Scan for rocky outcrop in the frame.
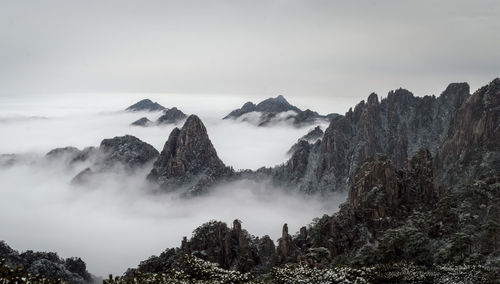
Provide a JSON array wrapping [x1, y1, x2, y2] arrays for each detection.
[[348, 149, 438, 224], [223, 102, 257, 119], [126, 99, 166, 112], [0, 241, 93, 283], [287, 126, 324, 154], [63, 136, 159, 184], [130, 117, 153, 127], [129, 148, 500, 279], [147, 115, 231, 194], [156, 107, 187, 125], [293, 109, 326, 126], [123, 79, 499, 280], [436, 78, 500, 187], [301, 126, 324, 142], [277, 224, 297, 264], [274, 82, 470, 193], [224, 95, 334, 127], [99, 135, 159, 168], [127, 220, 276, 276]]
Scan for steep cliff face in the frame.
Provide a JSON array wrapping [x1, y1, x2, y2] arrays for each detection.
[[123, 80, 499, 281], [348, 149, 437, 224], [147, 115, 231, 193], [281, 82, 469, 193], [436, 78, 500, 187], [287, 126, 324, 154], [129, 149, 500, 280]]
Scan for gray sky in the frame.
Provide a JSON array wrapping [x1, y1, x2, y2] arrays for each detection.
[[1, 0, 499, 104]]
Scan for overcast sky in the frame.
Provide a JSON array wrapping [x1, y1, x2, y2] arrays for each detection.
[[1, 0, 499, 104]]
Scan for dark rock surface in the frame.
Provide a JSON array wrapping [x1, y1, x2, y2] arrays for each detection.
[[272, 82, 470, 193], [125, 99, 166, 112], [301, 126, 324, 142], [156, 107, 187, 125], [125, 219, 276, 276], [127, 148, 499, 279], [147, 115, 232, 194], [436, 78, 500, 188], [224, 95, 335, 127], [130, 117, 153, 127], [65, 135, 158, 184], [0, 241, 92, 283], [287, 126, 324, 154], [121, 78, 498, 281], [99, 135, 159, 168]]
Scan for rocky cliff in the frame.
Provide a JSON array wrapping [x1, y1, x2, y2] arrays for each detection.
[[287, 126, 324, 154], [147, 115, 232, 194], [126, 148, 499, 280], [436, 78, 500, 187], [272, 82, 470, 193], [120, 79, 499, 282]]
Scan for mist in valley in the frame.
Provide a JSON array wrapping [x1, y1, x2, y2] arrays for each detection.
[[0, 93, 342, 276]]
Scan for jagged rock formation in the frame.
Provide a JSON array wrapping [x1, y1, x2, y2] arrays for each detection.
[[156, 107, 187, 125], [147, 115, 232, 194], [125, 220, 277, 276], [130, 117, 153, 127], [125, 99, 166, 112], [300, 126, 324, 142], [271, 82, 470, 193], [436, 78, 500, 187], [348, 149, 438, 225], [127, 149, 499, 280], [0, 241, 92, 283], [124, 79, 499, 281], [277, 224, 296, 264], [287, 126, 324, 154], [223, 95, 335, 127]]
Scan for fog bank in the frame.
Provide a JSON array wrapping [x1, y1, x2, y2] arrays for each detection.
[[0, 94, 341, 276]]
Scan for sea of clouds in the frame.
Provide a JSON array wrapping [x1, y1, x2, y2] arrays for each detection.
[[0, 93, 342, 276]]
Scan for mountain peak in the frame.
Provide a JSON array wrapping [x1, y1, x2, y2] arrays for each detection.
[[125, 99, 166, 112], [147, 115, 229, 193], [157, 107, 187, 125], [276, 94, 287, 102], [256, 95, 299, 113]]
